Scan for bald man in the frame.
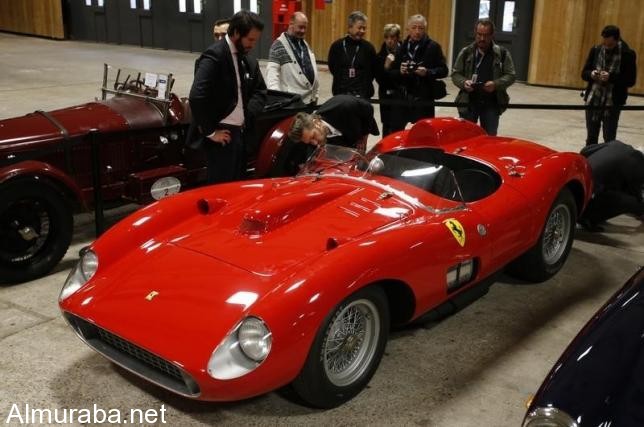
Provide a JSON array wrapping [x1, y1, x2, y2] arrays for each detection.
[[266, 11, 319, 105]]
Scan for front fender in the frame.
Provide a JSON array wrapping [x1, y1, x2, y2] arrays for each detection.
[[248, 223, 427, 391], [0, 160, 85, 208]]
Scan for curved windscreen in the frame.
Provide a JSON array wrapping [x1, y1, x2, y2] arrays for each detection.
[[299, 144, 501, 207]]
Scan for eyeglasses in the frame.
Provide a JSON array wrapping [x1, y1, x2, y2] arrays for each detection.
[[214, 32, 226, 40]]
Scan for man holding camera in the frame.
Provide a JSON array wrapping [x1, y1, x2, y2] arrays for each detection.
[[581, 25, 637, 146], [451, 19, 515, 136], [388, 14, 448, 132]]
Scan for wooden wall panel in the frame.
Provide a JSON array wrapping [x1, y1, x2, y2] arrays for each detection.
[[0, 0, 64, 39], [529, 0, 643, 95], [584, 0, 644, 95], [302, 0, 452, 62]]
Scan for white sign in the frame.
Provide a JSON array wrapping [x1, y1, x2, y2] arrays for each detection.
[[144, 72, 158, 88], [150, 177, 182, 200]]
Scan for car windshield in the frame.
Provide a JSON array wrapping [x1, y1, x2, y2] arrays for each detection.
[[101, 64, 174, 101], [298, 145, 466, 211]]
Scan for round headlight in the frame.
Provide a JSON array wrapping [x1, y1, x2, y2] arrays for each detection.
[[59, 249, 99, 301], [238, 317, 272, 362], [523, 407, 578, 427], [80, 250, 99, 279]]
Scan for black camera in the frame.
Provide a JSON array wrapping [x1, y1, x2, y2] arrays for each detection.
[[406, 61, 419, 72]]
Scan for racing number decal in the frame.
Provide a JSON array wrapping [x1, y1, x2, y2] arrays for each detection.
[[443, 219, 465, 247]]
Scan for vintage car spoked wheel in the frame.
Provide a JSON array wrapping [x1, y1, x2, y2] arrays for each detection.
[[0, 181, 73, 283], [292, 286, 389, 408], [323, 298, 380, 387], [508, 188, 577, 282], [542, 203, 571, 266]]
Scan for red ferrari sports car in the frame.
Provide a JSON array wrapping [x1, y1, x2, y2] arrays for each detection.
[[59, 118, 592, 408]]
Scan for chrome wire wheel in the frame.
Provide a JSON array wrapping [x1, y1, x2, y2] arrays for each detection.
[[322, 298, 381, 387], [542, 203, 571, 266]]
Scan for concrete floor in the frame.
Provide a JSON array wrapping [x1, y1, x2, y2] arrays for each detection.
[[1, 32, 643, 426]]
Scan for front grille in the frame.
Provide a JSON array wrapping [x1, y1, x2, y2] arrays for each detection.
[[96, 327, 184, 381], [64, 312, 200, 397]]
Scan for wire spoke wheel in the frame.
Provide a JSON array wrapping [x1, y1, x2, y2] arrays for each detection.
[[542, 204, 571, 266], [322, 298, 380, 387]]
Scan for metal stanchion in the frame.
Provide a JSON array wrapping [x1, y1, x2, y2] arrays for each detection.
[[89, 129, 105, 237]]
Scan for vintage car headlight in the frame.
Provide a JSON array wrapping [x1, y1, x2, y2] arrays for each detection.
[[238, 317, 272, 361], [207, 316, 272, 380], [523, 407, 578, 427], [59, 250, 99, 301]]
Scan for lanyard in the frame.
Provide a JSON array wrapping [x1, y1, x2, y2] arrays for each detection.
[[286, 35, 306, 63], [342, 39, 360, 68], [474, 49, 485, 73], [406, 41, 420, 61]]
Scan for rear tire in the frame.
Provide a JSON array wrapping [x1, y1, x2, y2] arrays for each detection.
[[291, 286, 389, 408], [0, 180, 73, 283], [508, 188, 576, 282]]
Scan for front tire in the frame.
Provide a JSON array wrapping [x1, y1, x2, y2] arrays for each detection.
[[508, 188, 577, 282], [291, 286, 390, 408], [0, 180, 73, 283]]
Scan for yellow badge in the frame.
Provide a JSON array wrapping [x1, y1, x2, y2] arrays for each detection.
[[145, 291, 159, 301], [443, 218, 465, 247]]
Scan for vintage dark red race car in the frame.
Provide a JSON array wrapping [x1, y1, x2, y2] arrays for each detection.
[[0, 64, 304, 283], [59, 118, 593, 408]]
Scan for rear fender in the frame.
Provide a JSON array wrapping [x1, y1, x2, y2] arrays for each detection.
[[0, 160, 85, 210], [254, 116, 295, 177], [506, 153, 591, 235]]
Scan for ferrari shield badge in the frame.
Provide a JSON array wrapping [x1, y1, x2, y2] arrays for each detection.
[[443, 219, 465, 247], [145, 291, 159, 301]]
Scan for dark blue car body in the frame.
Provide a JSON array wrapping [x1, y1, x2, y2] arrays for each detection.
[[524, 266, 644, 427]]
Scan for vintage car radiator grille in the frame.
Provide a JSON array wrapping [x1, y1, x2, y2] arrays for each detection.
[[63, 312, 200, 397]]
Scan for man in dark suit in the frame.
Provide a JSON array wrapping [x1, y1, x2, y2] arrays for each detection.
[[271, 94, 379, 176], [188, 10, 266, 184], [578, 140, 644, 231]]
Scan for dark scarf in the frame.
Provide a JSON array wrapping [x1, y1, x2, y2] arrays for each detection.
[[587, 41, 623, 120]]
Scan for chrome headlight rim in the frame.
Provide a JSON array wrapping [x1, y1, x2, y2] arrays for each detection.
[[238, 316, 272, 362], [59, 249, 99, 301], [524, 406, 578, 427], [207, 316, 272, 380]]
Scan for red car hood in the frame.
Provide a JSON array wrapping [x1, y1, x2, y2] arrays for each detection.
[[63, 243, 269, 366], [169, 177, 416, 276]]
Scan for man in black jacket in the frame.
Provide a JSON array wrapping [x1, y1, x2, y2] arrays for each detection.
[[271, 95, 379, 176], [389, 14, 448, 132], [327, 11, 378, 99], [579, 140, 644, 231], [188, 10, 266, 183], [582, 25, 637, 146]]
